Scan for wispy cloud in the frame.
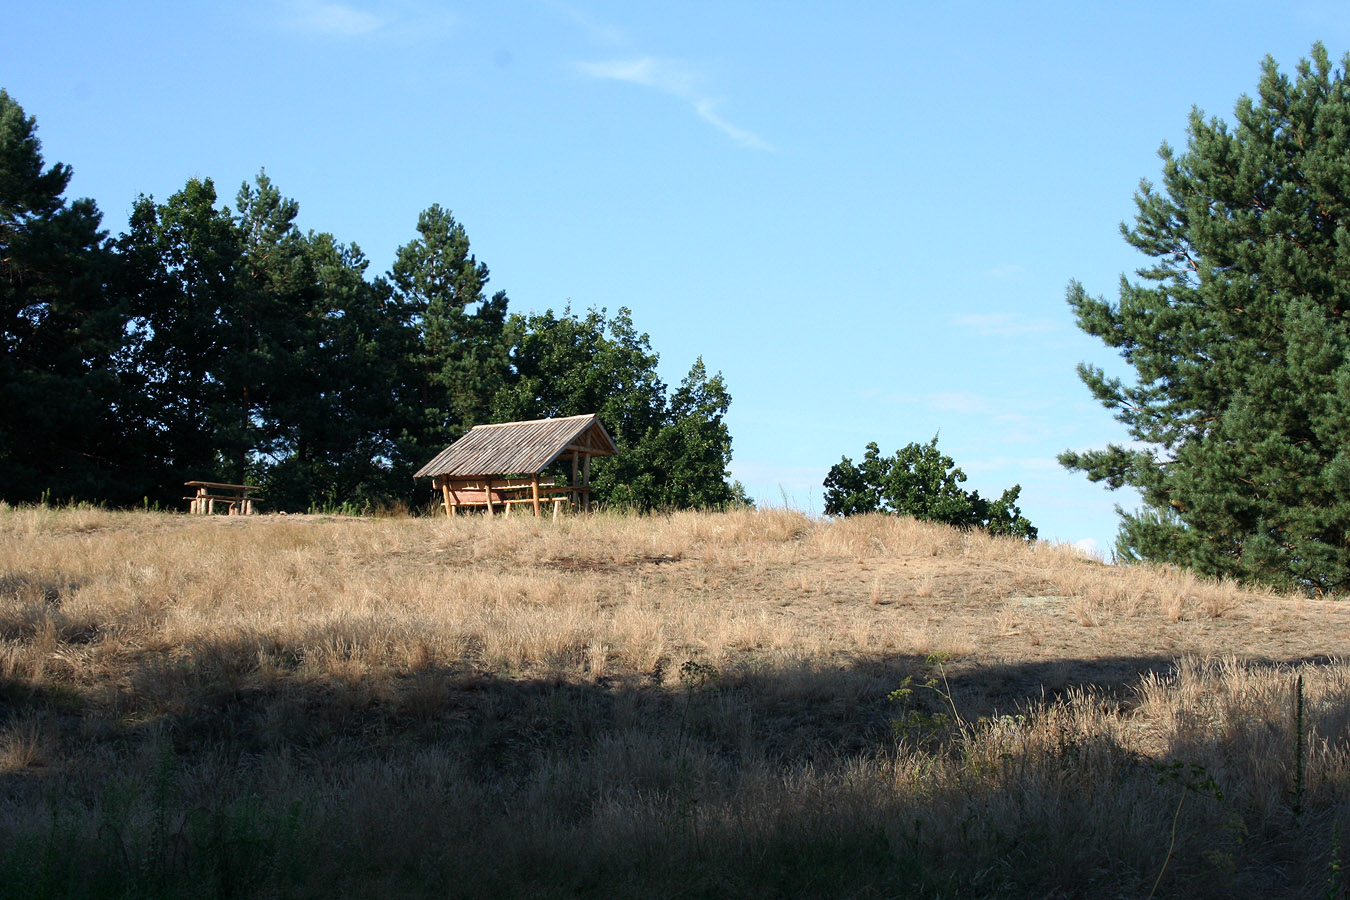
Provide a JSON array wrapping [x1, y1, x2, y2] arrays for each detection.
[[576, 58, 696, 94], [951, 313, 1059, 337], [927, 391, 993, 414], [694, 99, 773, 151], [280, 0, 387, 36], [277, 0, 454, 39], [998, 425, 1078, 445], [575, 57, 773, 151], [861, 389, 1077, 446], [544, 0, 627, 45]]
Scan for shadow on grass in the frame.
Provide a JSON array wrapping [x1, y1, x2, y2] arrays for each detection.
[[0, 641, 1347, 899]]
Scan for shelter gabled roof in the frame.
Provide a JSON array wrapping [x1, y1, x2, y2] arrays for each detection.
[[413, 414, 618, 480]]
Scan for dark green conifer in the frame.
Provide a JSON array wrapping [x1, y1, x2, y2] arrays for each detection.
[[1062, 44, 1350, 591], [276, 230, 404, 508], [0, 90, 130, 502], [117, 177, 245, 495], [391, 205, 510, 451]]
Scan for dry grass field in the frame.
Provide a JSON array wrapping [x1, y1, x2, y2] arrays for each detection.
[[1, 503, 1348, 898]]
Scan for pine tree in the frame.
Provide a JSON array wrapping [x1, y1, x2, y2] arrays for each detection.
[[391, 204, 510, 457], [0, 89, 131, 503], [281, 230, 405, 508], [120, 173, 413, 511], [117, 177, 245, 497], [232, 170, 316, 482], [1062, 44, 1350, 591]]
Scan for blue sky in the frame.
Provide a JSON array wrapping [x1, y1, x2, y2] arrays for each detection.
[[8, 2, 1350, 552]]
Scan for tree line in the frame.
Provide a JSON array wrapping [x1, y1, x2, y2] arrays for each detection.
[[13, 41, 1350, 593], [0, 89, 747, 513]]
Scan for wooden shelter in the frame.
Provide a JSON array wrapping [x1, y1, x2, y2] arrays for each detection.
[[414, 414, 618, 517]]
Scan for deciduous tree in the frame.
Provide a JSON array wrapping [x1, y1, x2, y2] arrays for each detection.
[[493, 306, 748, 510], [824, 437, 1035, 539]]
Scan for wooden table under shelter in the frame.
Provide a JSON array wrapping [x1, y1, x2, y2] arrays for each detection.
[[183, 481, 262, 515], [413, 414, 619, 517]]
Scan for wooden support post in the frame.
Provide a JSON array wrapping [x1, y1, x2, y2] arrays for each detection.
[[440, 478, 454, 517], [571, 453, 580, 511], [582, 454, 591, 513], [485, 478, 495, 516], [531, 474, 541, 516]]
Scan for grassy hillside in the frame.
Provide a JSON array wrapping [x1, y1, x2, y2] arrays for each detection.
[[1, 505, 1348, 898]]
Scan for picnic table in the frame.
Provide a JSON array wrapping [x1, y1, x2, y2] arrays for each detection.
[[183, 481, 262, 515], [439, 477, 580, 518]]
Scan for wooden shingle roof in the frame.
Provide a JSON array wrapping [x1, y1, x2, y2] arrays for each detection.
[[413, 414, 618, 479]]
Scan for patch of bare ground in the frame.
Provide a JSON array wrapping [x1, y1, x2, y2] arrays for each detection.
[[0, 503, 1347, 898]]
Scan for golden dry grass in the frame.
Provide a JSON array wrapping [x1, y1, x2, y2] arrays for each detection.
[[0, 504, 1347, 898]]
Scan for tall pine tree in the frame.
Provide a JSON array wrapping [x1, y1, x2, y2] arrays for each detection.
[[272, 230, 405, 509], [232, 171, 316, 483], [391, 204, 510, 464], [0, 90, 131, 503], [117, 177, 245, 497], [1062, 44, 1350, 591]]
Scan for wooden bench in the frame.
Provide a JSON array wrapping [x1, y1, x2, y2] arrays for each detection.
[[436, 477, 580, 518], [501, 496, 569, 519], [184, 481, 262, 515]]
